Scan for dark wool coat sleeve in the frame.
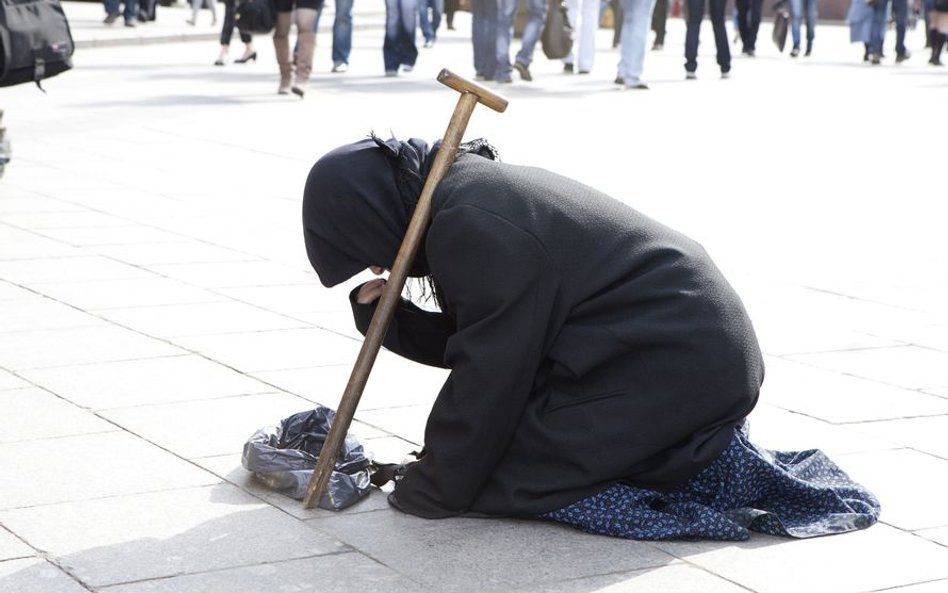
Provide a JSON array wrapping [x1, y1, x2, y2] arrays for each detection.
[[387, 205, 561, 517]]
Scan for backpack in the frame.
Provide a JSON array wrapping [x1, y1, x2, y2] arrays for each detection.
[[235, 0, 276, 35], [0, 0, 74, 89]]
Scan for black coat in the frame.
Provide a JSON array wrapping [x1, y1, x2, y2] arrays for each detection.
[[304, 144, 764, 519]]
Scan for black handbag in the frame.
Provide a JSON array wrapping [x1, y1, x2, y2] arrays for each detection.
[[541, 0, 573, 60], [772, 0, 790, 52], [0, 0, 74, 89], [235, 0, 276, 34]]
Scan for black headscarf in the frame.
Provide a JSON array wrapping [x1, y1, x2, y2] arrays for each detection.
[[302, 134, 498, 288]]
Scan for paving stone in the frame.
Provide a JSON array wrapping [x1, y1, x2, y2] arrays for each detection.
[[0, 485, 346, 588], [0, 193, 83, 213], [172, 327, 361, 372], [97, 301, 306, 339], [870, 580, 948, 593], [506, 563, 753, 593], [146, 261, 315, 289], [31, 277, 223, 310], [0, 281, 34, 302], [850, 415, 948, 462], [92, 241, 256, 266], [0, 370, 28, 390], [0, 431, 218, 509], [835, 448, 948, 531], [217, 284, 340, 316], [0, 297, 104, 333], [0, 388, 116, 443], [0, 325, 183, 370], [353, 405, 429, 446], [20, 354, 274, 410], [788, 346, 948, 391], [0, 227, 85, 260], [745, 405, 899, 457], [311, 510, 676, 593], [0, 256, 151, 285], [33, 225, 184, 246], [0, 528, 32, 561], [655, 524, 948, 593], [100, 392, 317, 458], [0, 558, 89, 593], [759, 357, 948, 423], [99, 552, 424, 593], [0, 211, 130, 230]]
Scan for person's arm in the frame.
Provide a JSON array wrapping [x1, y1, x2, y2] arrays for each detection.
[[349, 284, 454, 369], [389, 205, 561, 517]]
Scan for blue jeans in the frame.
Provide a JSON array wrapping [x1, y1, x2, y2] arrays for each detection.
[[333, 0, 354, 65], [419, 0, 444, 41], [104, 0, 139, 21], [869, 0, 907, 55], [384, 0, 418, 71], [472, 0, 497, 78], [617, 0, 657, 85], [515, 0, 547, 66], [685, 0, 731, 73], [494, 0, 518, 79], [789, 0, 816, 48]]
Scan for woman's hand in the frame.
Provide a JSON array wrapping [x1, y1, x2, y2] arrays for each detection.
[[356, 278, 386, 304]]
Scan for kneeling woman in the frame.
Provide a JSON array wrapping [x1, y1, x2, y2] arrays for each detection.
[[302, 135, 879, 540]]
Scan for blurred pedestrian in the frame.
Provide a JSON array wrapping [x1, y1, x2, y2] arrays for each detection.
[[332, 0, 355, 72], [445, 0, 460, 29], [510, 0, 548, 81], [846, 0, 873, 59], [215, 0, 256, 65], [930, 0, 948, 63], [187, 0, 218, 26], [684, 0, 732, 78], [735, 0, 762, 55], [867, 0, 911, 63], [652, 0, 667, 49], [103, 0, 140, 27], [384, 0, 419, 75], [471, 0, 497, 79], [788, 0, 817, 56], [563, 0, 600, 73], [615, 0, 657, 88], [420, 0, 444, 46], [273, 0, 322, 96]]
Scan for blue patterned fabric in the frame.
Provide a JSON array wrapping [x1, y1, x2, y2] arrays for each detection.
[[541, 425, 880, 540]]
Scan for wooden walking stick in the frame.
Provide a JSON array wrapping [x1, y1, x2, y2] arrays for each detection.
[[302, 69, 508, 509]]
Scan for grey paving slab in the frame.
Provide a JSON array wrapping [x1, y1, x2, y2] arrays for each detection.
[[170, 327, 361, 372], [0, 431, 218, 509], [0, 227, 85, 261], [99, 552, 424, 593], [353, 405, 430, 446], [99, 392, 317, 458], [0, 211, 131, 230], [311, 510, 676, 593], [91, 241, 257, 266], [0, 528, 32, 561], [0, 325, 183, 370], [30, 276, 224, 311], [96, 301, 306, 339], [788, 346, 948, 391], [216, 283, 341, 316], [916, 526, 948, 548], [656, 524, 948, 593], [192, 454, 391, 520], [0, 558, 88, 593], [19, 354, 274, 409], [32, 225, 185, 247], [0, 485, 346, 588], [145, 261, 316, 289], [506, 563, 753, 593], [871, 580, 948, 593], [759, 357, 948, 423], [849, 415, 948, 463], [0, 370, 28, 391], [0, 193, 83, 213], [0, 281, 34, 303], [0, 256, 151, 285], [0, 388, 116, 444], [744, 405, 899, 457], [0, 296, 105, 333]]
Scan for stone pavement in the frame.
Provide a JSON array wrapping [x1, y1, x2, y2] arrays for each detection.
[[1, 2, 948, 591]]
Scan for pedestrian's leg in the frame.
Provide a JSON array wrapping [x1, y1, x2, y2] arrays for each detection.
[[563, 0, 579, 68], [273, 10, 294, 92], [293, 7, 318, 95], [683, 0, 703, 73], [577, 0, 599, 71], [188, 0, 199, 24], [746, 0, 762, 51], [332, 0, 354, 68], [789, 0, 803, 52], [617, 0, 657, 86], [931, 29, 945, 64], [494, 0, 517, 81], [515, 0, 547, 73], [651, 0, 667, 47], [893, 0, 909, 59], [868, 0, 889, 61], [804, 0, 816, 54], [710, 0, 732, 73], [735, 0, 750, 52], [397, 0, 419, 69]]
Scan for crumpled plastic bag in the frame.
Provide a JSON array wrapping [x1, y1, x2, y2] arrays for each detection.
[[241, 407, 373, 510]]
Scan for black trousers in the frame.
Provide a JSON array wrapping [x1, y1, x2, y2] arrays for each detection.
[[684, 0, 731, 72], [735, 0, 762, 52], [220, 0, 252, 45]]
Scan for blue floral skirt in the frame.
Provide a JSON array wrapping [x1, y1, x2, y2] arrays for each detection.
[[541, 425, 881, 541]]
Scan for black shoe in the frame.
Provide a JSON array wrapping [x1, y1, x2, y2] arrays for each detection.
[[614, 76, 624, 85], [291, 86, 305, 98], [124, 19, 136, 27], [214, 58, 225, 66], [513, 61, 532, 81], [805, 40, 812, 56], [790, 46, 800, 57], [103, 12, 119, 24], [563, 63, 574, 73], [895, 51, 911, 63], [871, 53, 881, 64], [234, 51, 257, 64]]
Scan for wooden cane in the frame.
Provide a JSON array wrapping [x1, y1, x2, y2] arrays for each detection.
[[302, 69, 508, 509]]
